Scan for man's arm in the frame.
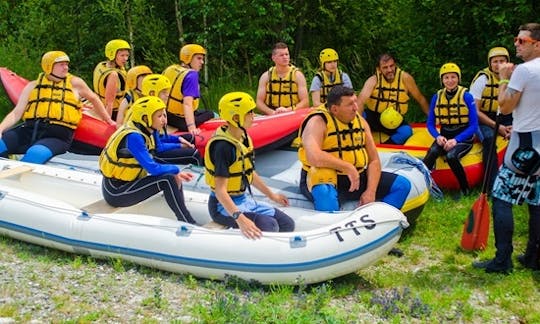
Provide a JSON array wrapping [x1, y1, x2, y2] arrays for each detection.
[[356, 75, 377, 116], [403, 72, 429, 115], [360, 120, 382, 204], [72, 76, 115, 126], [104, 71, 119, 115], [0, 81, 36, 136], [497, 62, 521, 115], [256, 71, 275, 115], [294, 70, 309, 109]]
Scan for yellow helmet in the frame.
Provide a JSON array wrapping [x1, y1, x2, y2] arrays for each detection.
[[218, 92, 256, 128], [141, 74, 172, 96], [439, 62, 461, 81], [380, 106, 403, 130], [319, 48, 339, 68], [487, 47, 509, 65], [126, 65, 152, 90], [105, 39, 131, 61], [180, 44, 206, 65], [130, 96, 166, 129], [41, 51, 70, 75]]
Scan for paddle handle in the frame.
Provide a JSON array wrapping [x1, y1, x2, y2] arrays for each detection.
[[480, 113, 501, 194]]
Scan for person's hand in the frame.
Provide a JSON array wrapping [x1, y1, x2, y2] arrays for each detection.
[[499, 125, 512, 139], [443, 138, 457, 151], [436, 135, 447, 146], [176, 172, 194, 182], [189, 127, 201, 135], [106, 119, 117, 128], [236, 215, 262, 239], [275, 107, 291, 114], [344, 163, 360, 192], [269, 192, 289, 206], [359, 189, 376, 206], [498, 62, 515, 80], [179, 136, 195, 148]]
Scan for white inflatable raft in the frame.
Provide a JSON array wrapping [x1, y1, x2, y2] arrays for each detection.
[[0, 158, 408, 285]]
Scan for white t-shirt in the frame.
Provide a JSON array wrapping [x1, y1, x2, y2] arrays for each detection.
[[509, 57, 540, 132], [469, 73, 488, 100]]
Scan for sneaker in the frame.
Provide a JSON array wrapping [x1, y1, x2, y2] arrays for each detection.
[[517, 254, 540, 270], [472, 259, 513, 274]]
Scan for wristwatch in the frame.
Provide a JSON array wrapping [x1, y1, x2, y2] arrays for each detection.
[[232, 211, 242, 220]]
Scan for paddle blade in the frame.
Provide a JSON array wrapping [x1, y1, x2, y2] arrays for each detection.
[[460, 193, 490, 251]]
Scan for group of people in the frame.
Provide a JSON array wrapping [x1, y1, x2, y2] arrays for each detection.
[[1, 23, 539, 273]]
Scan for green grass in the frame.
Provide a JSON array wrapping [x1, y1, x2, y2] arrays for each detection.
[[1, 189, 539, 322]]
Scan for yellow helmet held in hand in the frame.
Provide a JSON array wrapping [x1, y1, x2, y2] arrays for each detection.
[[126, 65, 152, 90], [380, 106, 403, 129], [439, 62, 461, 81], [319, 48, 339, 68], [219, 92, 256, 128], [180, 44, 206, 65], [41, 51, 70, 75], [141, 74, 172, 96], [487, 47, 510, 66], [130, 96, 166, 129], [105, 39, 131, 61]]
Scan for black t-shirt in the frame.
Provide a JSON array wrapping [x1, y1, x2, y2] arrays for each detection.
[[208, 140, 237, 177]]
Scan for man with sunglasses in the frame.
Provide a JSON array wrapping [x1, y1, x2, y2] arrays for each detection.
[[474, 23, 540, 274]]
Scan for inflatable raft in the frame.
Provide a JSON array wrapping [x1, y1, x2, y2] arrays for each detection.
[[372, 124, 508, 190], [0, 67, 308, 156], [0, 157, 409, 285]]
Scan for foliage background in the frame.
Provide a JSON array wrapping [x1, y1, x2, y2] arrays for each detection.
[[1, 0, 539, 120]]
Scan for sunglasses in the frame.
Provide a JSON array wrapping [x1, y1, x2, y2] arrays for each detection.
[[514, 36, 537, 45]]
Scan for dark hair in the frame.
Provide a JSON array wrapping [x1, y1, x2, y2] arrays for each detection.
[[272, 42, 288, 55], [326, 85, 355, 107], [377, 53, 396, 67], [519, 23, 540, 40]]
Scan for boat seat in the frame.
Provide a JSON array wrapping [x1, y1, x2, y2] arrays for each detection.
[[0, 165, 33, 178], [202, 221, 228, 230], [82, 199, 121, 214]]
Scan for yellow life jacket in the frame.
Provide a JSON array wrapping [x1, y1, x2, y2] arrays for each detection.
[[162, 64, 200, 117], [99, 121, 155, 181], [366, 67, 410, 114], [265, 65, 300, 110], [435, 86, 469, 125], [298, 108, 368, 174], [22, 73, 83, 129], [93, 61, 127, 112], [471, 68, 500, 114], [315, 70, 343, 104], [204, 126, 255, 195]]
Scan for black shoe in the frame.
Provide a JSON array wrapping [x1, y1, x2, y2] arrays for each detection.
[[388, 247, 404, 257], [517, 254, 540, 270], [473, 259, 513, 274]]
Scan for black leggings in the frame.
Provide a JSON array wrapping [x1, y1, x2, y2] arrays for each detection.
[[102, 174, 195, 224], [167, 110, 215, 131]]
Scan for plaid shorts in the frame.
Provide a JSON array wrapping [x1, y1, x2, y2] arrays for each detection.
[[492, 165, 540, 206]]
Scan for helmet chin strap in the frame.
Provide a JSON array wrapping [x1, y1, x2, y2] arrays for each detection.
[[49, 73, 66, 80]]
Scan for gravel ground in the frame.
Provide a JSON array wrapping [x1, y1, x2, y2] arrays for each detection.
[[0, 243, 210, 322]]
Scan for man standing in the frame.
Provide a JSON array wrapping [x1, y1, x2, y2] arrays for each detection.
[[469, 47, 513, 192], [256, 42, 309, 115], [357, 54, 429, 144], [473, 23, 540, 273]]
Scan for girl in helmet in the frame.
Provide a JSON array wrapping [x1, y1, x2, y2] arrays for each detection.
[[423, 63, 479, 198], [93, 39, 131, 120], [99, 96, 196, 224], [0, 51, 114, 164], [141, 74, 203, 166], [116, 65, 153, 125], [310, 48, 353, 107], [204, 92, 294, 239]]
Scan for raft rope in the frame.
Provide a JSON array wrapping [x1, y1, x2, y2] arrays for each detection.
[[388, 152, 444, 200]]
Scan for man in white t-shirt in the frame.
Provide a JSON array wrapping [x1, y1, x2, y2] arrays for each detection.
[[469, 47, 513, 192], [474, 23, 540, 274]]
